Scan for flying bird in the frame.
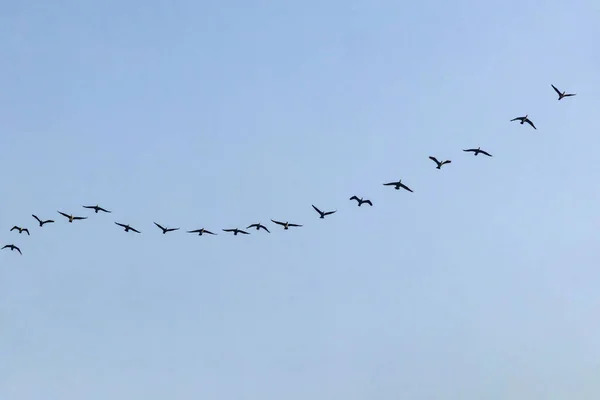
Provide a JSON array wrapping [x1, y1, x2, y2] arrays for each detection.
[[115, 222, 141, 233], [349, 196, 373, 206], [312, 205, 336, 219], [2, 244, 22, 255], [551, 84, 576, 100], [383, 179, 413, 192], [247, 223, 270, 233], [10, 226, 29, 235], [187, 228, 216, 236], [463, 147, 492, 157], [83, 204, 111, 213], [32, 214, 54, 227], [154, 222, 179, 234], [429, 156, 451, 169], [223, 228, 250, 235], [510, 115, 536, 129], [58, 211, 87, 223], [271, 219, 303, 230]]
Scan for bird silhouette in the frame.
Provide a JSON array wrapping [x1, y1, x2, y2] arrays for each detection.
[[83, 204, 111, 213], [223, 228, 250, 235], [115, 222, 141, 233], [510, 115, 536, 129], [429, 156, 452, 169], [187, 228, 216, 236], [2, 244, 22, 255], [247, 223, 270, 233], [383, 179, 413, 192], [551, 84, 576, 100], [32, 214, 54, 227], [463, 147, 492, 157], [312, 205, 336, 219], [154, 222, 179, 234], [271, 219, 302, 230], [349, 196, 373, 206], [58, 211, 87, 223], [10, 226, 30, 235]]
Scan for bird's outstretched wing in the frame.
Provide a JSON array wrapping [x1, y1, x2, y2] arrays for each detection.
[[271, 219, 285, 226], [98, 207, 111, 213], [24, 229, 29, 235], [10, 226, 18, 231], [564, 93, 576, 97], [349, 196, 359, 202], [223, 229, 234, 232], [204, 230, 216, 235], [551, 84, 562, 96], [510, 117, 523, 122], [32, 215, 42, 223], [239, 230, 250, 235], [57, 211, 70, 219], [525, 119, 536, 129], [312, 204, 323, 215], [246, 224, 258, 229], [442, 160, 452, 165], [463, 149, 475, 153], [154, 222, 166, 231], [324, 210, 337, 216], [130, 227, 141, 233], [15, 246, 22, 254], [364, 200, 373, 206], [399, 183, 413, 192], [479, 150, 493, 157], [429, 156, 440, 165], [115, 222, 127, 228], [72, 216, 87, 220], [383, 182, 398, 186], [288, 223, 303, 227], [259, 225, 270, 233]]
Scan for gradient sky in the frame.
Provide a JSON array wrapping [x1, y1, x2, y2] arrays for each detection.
[[2, 0, 600, 399]]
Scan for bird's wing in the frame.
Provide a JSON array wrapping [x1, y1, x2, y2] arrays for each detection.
[[564, 93, 576, 97], [510, 117, 522, 122], [205, 230, 216, 235], [383, 182, 397, 186], [288, 223, 302, 227], [10, 226, 18, 231], [271, 219, 285, 226], [525, 119, 537, 129], [312, 204, 323, 214], [1, 245, 8, 249], [400, 183, 413, 192], [239, 230, 250, 234], [349, 196, 359, 201], [16, 247, 22, 254], [443, 160, 452, 165], [168, 228, 180, 231], [364, 200, 373, 206], [57, 211, 70, 218], [223, 229, 234, 232], [246, 224, 257, 229], [98, 207, 110, 213], [115, 222, 126, 228], [24, 229, 29, 235], [32, 214, 41, 223], [429, 156, 440, 164], [463, 149, 474, 152], [45, 220, 55, 224], [259, 225, 270, 233], [187, 229, 200, 233], [154, 222, 165, 230], [82, 205, 94, 209], [551, 84, 562, 95], [480, 150, 492, 157], [131, 227, 141, 233], [324, 210, 337, 215], [73, 216, 87, 220]]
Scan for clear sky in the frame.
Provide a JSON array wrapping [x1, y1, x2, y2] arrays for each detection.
[[1, 0, 600, 398]]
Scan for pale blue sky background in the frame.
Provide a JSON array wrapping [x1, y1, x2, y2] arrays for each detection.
[[1, 0, 600, 398]]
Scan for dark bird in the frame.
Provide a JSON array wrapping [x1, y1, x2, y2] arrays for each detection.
[[349, 196, 373, 207], [2, 244, 22, 255], [312, 205, 336, 219], [154, 222, 179, 234], [551, 84, 576, 100], [83, 204, 111, 213], [247, 223, 270, 233], [271, 219, 303, 230], [187, 228, 217, 236], [510, 115, 536, 129], [429, 156, 451, 169], [223, 228, 250, 235], [463, 147, 492, 157], [58, 211, 87, 223], [383, 179, 413, 192], [10, 226, 29, 235], [115, 222, 141, 233], [32, 214, 54, 227]]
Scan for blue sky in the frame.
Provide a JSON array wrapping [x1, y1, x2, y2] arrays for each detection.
[[1, 0, 600, 398]]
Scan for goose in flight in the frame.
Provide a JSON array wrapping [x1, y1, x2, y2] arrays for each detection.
[[247, 223, 270, 233], [429, 156, 451, 169], [154, 222, 179, 234], [312, 205, 337, 219], [2, 244, 22, 255], [187, 228, 216, 236], [271, 219, 303, 230], [32, 214, 54, 227], [551, 84, 576, 100], [463, 147, 492, 157], [10, 226, 29, 235], [115, 222, 141, 233], [510, 115, 536, 129], [58, 211, 87, 223], [223, 228, 250, 235], [83, 204, 111, 213], [383, 179, 413, 192], [349, 196, 373, 206]]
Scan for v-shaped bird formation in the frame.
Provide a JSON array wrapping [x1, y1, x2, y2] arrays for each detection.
[[2, 84, 577, 256]]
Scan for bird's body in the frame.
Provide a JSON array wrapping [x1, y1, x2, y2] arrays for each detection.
[[383, 179, 413, 192], [551, 84, 576, 100], [115, 222, 141, 233], [247, 223, 270, 233], [83, 204, 111, 213], [58, 211, 87, 223], [32, 214, 54, 227], [510, 115, 536, 129], [463, 147, 492, 157], [10, 226, 30, 235], [223, 228, 250, 235], [349, 196, 373, 206], [312, 205, 336, 219], [2, 244, 22, 254], [429, 156, 451, 169], [187, 228, 216, 236], [271, 219, 302, 230], [154, 222, 179, 234]]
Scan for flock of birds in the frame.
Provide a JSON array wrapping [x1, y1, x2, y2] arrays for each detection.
[[2, 84, 577, 256]]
